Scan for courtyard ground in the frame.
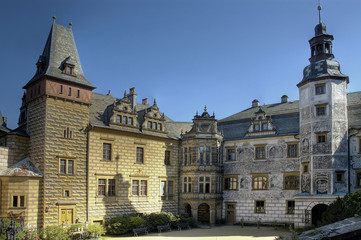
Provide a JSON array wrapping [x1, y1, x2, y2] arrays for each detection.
[[102, 225, 292, 240]]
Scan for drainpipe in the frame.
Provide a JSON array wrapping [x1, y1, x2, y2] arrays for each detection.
[[348, 128, 360, 193]]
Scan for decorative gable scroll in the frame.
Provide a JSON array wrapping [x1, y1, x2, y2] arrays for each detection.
[[246, 107, 276, 137]]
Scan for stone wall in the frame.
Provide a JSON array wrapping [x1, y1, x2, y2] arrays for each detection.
[[87, 127, 179, 224], [0, 147, 8, 172]]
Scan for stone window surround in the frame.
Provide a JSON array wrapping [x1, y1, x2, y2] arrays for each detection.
[[131, 179, 148, 196], [136, 146, 145, 164], [252, 173, 268, 190], [164, 150, 171, 166], [316, 132, 328, 144], [315, 104, 327, 116], [254, 200, 265, 214], [315, 83, 326, 95], [183, 176, 192, 193], [97, 176, 116, 197], [226, 147, 236, 161], [255, 145, 266, 160], [335, 171, 345, 183], [58, 157, 75, 175], [199, 176, 211, 193], [11, 195, 26, 208], [102, 142, 112, 161], [224, 175, 238, 191], [287, 142, 299, 158], [147, 120, 163, 131], [286, 200, 295, 214], [283, 172, 300, 190], [183, 146, 192, 166], [160, 178, 175, 201]]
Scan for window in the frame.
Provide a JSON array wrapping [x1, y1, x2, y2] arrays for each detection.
[[160, 180, 174, 200], [64, 189, 71, 197], [287, 143, 298, 158], [63, 127, 73, 139], [103, 143, 112, 161], [284, 174, 299, 190], [255, 146, 266, 160], [262, 123, 268, 131], [164, 150, 171, 165], [286, 200, 295, 214], [68, 87, 71, 96], [303, 163, 309, 173], [183, 177, 192, 193], [199, 176, 210, 193], [136, 147, 144, 163], [132, 180, 147, 196], [224, 176, 238, 190], [129, 117, 133, 125], [148, 121, 152, 129], [317, 133, 327, 144], [252, 174, 268, 190], [356, 172, 361, 188], [12, 196, 25, 208], [216, 176, 222, 193], [315, 84, 325, 95], [336, 171, 345, 183], [60, 85, 63, 94], [199, 146, 211, 165], [316, 105, 326, 116], [226, 148, 236, 161], [66, 66, 73, 75], [153, 122, 157, 130], [123, 116, 127, 124], [183, 147, 192, 165], [77, 90, 80, 98], [254, 124, 260, 132], [98, 179, 106, 196], [117, 115, 121, 123], [255, 200, 265, 213], [59, 159, 74, 175], [158, 123, 162, 131]]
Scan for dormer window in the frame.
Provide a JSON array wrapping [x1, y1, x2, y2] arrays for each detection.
[[262, 123, 268, 131], [254, 124, 260, 131]]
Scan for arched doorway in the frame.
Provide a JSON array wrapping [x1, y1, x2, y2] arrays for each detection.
[[198, 203, 210, 224], [312, 204, 328, 226], [184, 203, 192, 217]]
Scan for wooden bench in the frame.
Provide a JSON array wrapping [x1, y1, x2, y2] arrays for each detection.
[[177, 222, 191, 231], [263, 222, 287, 230], [133, 227, 148, 236], [157, 224, 171, 233]]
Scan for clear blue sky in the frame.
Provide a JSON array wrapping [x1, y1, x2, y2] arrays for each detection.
[[1, 0, 361, 129]]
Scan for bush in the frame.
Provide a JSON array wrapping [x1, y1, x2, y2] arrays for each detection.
[[320, 190, 361, 226], [0, 218, 29, 240], [106, 214, 144, 235], [143, 213, 172, 231], [177, 213, 198, 227], [86, 224, 106, 238], [40, 225, 70, 240]]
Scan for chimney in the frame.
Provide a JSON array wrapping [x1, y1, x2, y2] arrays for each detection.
[[127, 87, 138, 110], [252, 99, 259, 108], [281, 95, 288, 103], [1, 117, 7, 127], [142, 98, 148, 105]]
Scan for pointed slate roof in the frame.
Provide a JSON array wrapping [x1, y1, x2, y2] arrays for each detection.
[[0, 157, 42, 177], [24, 22, 94, 89]]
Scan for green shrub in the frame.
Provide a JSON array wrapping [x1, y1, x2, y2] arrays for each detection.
[[143, 213, 171, 231], [320, 190, 361, 226], [86, 224, 106, 238], [40, 225, 70, 240], [0, 218, 29, 240], [105, 214, 143, 235]]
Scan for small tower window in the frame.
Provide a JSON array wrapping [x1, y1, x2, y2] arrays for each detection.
[[60, 85, 63, 94], [77, 90, 80, 98], [315, 84, 325, 95], [68, 88, 72, 96]]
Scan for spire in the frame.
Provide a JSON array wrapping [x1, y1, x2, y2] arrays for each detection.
[[318, 0, 322, 24], [24, 19, 94, 90]]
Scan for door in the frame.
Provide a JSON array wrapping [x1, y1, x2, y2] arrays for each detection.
[[226, 203, 236, 224], [60, 209, 73, 225]]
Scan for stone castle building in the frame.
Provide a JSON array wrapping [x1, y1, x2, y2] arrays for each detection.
[[1, 7, 361, 230]]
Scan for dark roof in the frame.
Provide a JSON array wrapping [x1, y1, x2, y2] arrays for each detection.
[[90, 92, 192, 139], [219, 91, 361, 140], [24, 23, 94, 89]]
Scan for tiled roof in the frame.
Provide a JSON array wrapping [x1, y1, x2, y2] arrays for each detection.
[[219, 91, 361, 140], [24, 23, 94, 89], [90, 92, 192, 139], [0, 157, 42, 177]]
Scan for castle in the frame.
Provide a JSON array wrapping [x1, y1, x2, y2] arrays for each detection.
[[1, 6, 361, 230]]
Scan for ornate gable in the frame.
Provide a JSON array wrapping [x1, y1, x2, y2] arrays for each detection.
[[141, 99, 166, 133], [246, 107, 276, 137], [108, 92, 139, 129]]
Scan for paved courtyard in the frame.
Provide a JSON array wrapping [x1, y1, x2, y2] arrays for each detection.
[[103, 225, 292, 240]]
